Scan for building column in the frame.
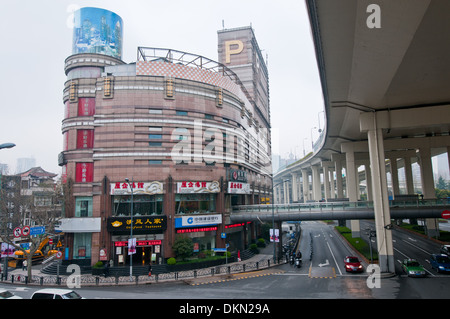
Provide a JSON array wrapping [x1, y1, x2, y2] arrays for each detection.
[[283, 180, 290, 204], [361, 112, 395, 274], [418, 147, 439, 238], [311, 165, 321, 201], [364, 162, 373, 201], [302, 169, 309, 203]]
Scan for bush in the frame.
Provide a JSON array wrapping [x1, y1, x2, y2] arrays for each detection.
[[167, 257, 177, 265], [173, 236, 194, 261], [250, 244, 259, 254], [257, 238, 266, 248], [93, 261, 104, 268]]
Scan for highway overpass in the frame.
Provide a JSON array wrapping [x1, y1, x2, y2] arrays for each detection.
[[273, 0, 450, 273]]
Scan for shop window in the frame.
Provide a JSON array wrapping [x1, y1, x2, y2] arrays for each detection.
[[113, 194, 163, 216], [75, 197, 93, 217], [73, 233, 91, 259], [175, 194, 216, 214]]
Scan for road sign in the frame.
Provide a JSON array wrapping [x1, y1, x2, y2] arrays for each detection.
[[213, 248, 227, 253], [22, 226, 30, 237], [442, 210, 450, 220], [13, 227, 22, 238], [30, 226, 45, 236], [56, 251, 62, 259]]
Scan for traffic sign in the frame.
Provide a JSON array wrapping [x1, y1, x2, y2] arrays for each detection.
[[22, 226, 30, 237], [13, 227, 22, 238], [442, 210, 450, 220], [56, 251, 62, 259], [30, 226, 45, 236]]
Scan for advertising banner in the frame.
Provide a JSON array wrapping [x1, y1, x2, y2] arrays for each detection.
[[177, 181, 220, 193], [128, 238, 136, 255], [270, 228, 280, 243], [227, 182, 251, 194], [107, 216, 167, 234], [75, 162, 93, 183], [72, 7, 123, 59], [175, 214, 222, 228], [110, 181, 163, 195]]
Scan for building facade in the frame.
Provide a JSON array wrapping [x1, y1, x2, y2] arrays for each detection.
[[59, 8, 271, 266]]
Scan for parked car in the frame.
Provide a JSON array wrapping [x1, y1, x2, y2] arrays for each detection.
[[440, 245, 450, 257], [0, 288, 22, 299], [31, 288, 84, 299], [344, 256, 363, 272], [402, 259, 426, 277], [430, 254, 450, 273]]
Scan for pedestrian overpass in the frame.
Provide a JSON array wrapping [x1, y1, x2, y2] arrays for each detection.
[[272, 0, 450, 274], [231, 200, 450, 223]]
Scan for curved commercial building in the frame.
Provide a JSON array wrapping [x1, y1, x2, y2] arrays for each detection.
[[58, 8, 272, 266]]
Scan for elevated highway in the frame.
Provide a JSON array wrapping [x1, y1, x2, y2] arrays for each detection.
[[273, 0, 450, 273]]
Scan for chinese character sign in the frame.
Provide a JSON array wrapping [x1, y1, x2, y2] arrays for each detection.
[[110, 181, 163, 195], [177, 181, 220, 193], [270, 229, 279, 243], [75, 162, 93, 183]]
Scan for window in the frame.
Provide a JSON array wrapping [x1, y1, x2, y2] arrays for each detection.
[[149, 142, 162, 147], [113, 194, 163, 216], [149, 109, 162, 115], [75, 197, 93, 217], [205, 114, 213, 120], [73, 233, 91, 259], [149, 134, 162, 139], [175, 194, 216, 214], [176, 110, 188, 116], [149, 160, 162, 165], [173, 128, 189, 140]]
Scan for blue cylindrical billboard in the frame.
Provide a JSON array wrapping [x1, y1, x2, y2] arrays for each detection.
[[72, 7, 123, 60]]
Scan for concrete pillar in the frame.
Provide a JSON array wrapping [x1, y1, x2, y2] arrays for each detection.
[[418, 147, 439, 237], [364, 162, 373, 201], [284, 180, 290, 204], [311, 165, 321, 201], [291, 173, 298, 202], [322, 162, 331, 201], [332, 153, 344, 198], [329, 167, 336, 199], [404, 156, 415, 194], [361, 111, 395, 274], [342, 145, 360, 237], [389, 157, 400, 197], [302, 169, 309, 203]]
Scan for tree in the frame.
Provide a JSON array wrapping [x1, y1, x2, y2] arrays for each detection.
[[0, 175, 62, 280], [172, 236, 193, 261]]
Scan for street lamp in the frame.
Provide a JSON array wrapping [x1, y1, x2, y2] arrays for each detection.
[[0, 143, 15, 150], [271, 177, 290, 263], [125, 178, 134, 281]]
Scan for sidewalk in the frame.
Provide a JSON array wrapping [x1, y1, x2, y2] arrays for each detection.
[[4, 242, 283, 287]]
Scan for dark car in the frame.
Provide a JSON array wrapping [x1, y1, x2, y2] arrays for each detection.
[[430, 254, 450, 273], [344, 256, 363, 272], [440, 245, 450, 257]]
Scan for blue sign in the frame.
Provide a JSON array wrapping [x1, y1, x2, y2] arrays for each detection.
[[30, 226, 45, 236], [213, 248, 227, 253]]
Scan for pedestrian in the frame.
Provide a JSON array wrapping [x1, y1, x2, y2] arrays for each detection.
[[148, 263, 152, 277], [22, 259, 27, 271], [104, 261, 110, 278]]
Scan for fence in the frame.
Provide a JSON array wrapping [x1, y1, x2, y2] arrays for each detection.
[[0, 258, 283, 287]]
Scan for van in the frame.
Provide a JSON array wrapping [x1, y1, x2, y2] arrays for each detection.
[[31, 288, 84, 299]]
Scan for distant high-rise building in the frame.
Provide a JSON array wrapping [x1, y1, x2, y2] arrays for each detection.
[[16, 157, 36, 174]]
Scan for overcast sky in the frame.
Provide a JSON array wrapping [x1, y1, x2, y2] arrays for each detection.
[[0, 0, 324, 176]]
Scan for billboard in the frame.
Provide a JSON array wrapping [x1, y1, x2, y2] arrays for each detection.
[[72, 7, 123, 59]]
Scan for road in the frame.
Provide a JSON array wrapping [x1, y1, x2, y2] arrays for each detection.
[[3, 221, 450, 302]]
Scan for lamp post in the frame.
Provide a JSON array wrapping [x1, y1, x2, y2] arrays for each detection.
[[125, 178, 134, 281], [271, 177, 289, 263]]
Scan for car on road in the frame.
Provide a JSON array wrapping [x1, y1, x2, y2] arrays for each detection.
[[402, 259, 426, 277], [430, 254, 450, 273], [440, 245, 450, 257], [0, 288, 22, 299], [31, 288, 84, 299], [344, 256, 363, 272]]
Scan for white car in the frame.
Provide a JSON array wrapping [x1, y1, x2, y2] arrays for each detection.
[[0, 288, 23, 299], [31, 288, 84, 299]]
